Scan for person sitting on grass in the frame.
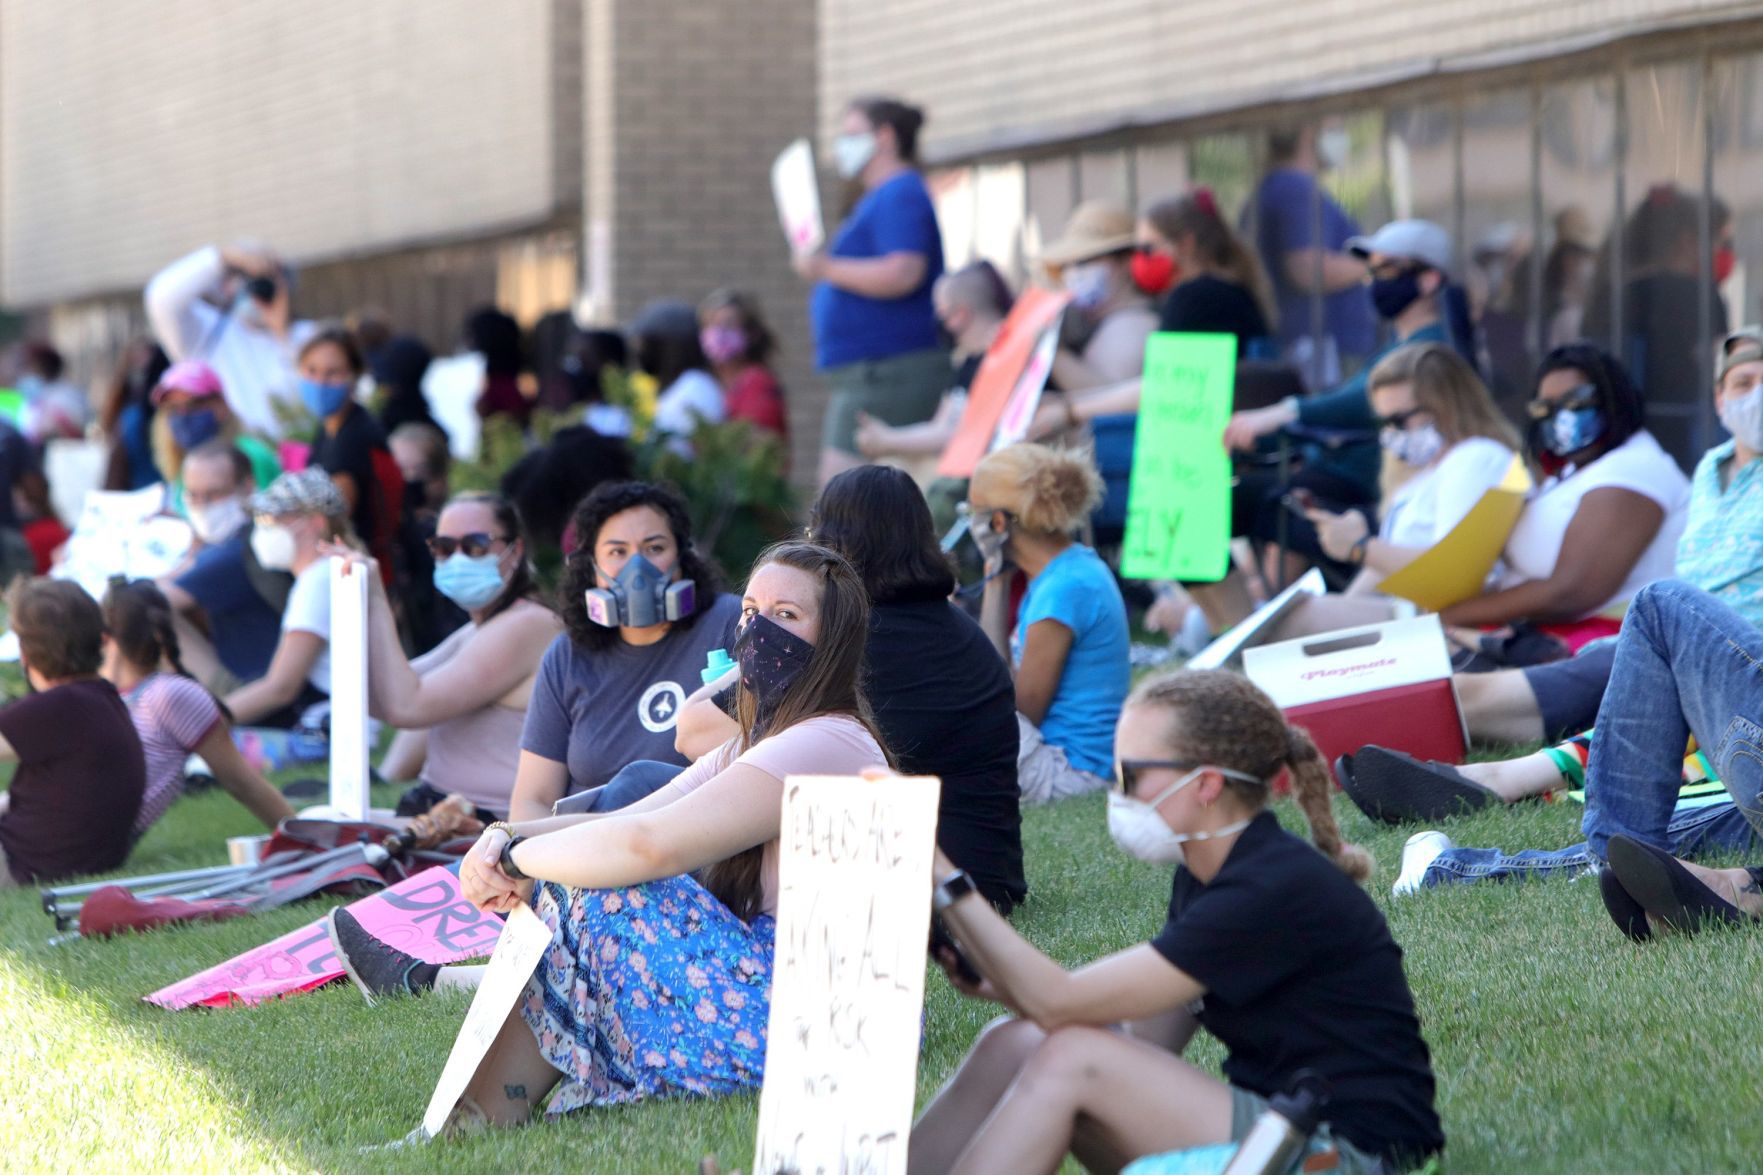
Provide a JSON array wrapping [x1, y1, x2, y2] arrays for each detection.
[[1382, 580, 1763, 921], [100, 578, 293, 836], [970, 443, 1129, 804], [502, 481, 741, 822], [910, 668, 1443, 1174], [0, 580, 146, 886], [1407, 325, 1763, 752], [222, 470, 352, 728], [676, 465, 1026, 911], [325, 542, 891, 1129], [325, 492, 562, 822]]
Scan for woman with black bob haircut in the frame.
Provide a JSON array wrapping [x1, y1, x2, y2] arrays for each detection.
[[504, 480, 741, 821], [1439, 341, 1688, 655], [677, 465, 1026, 910]]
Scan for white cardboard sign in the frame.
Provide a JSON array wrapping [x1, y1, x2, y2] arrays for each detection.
[[752, 775, 942, 1175], [420, 904, 554, 1137], [1242, 612, 1453, 709], [328, 558, 370, 821], [771, 138, 825, 256]]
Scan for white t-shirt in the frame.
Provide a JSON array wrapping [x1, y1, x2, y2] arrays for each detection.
[[281, 557, 334, 694], [1498, 429, 1690, 615], [653, 369, 727, 437], [1380, 437, 1516, 549]]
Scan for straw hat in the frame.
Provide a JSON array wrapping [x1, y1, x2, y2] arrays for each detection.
[[1040, 200, 1138, 267]]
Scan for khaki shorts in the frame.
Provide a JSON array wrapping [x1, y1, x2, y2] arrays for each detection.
[[1228, 1086, 1394, 1174], [1016, 714, 1109, 806], [820, 346, 951, 453]]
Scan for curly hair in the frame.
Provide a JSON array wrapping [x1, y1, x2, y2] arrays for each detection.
[[971, 443, 1103, 535], [556, 481, 721, 652], [1126, 668, 1372, 881]]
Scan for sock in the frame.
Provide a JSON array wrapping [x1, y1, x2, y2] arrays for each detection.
[[1543, 743, 1587, 793], [403, 960, 441, 994]]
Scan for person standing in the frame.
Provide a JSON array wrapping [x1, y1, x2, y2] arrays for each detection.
[[796, 96, 947, 487]]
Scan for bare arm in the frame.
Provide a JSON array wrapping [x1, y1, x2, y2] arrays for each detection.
[[507, 750, 572, 824], [814, 251, 929, 300], [1441, 487, 1665, 628], [222, 630, 325, 726], [978, 570, 1014, 661], [1012, 618, 1073, 728], [169, 609, 230, 694], [675, 671, 740, 761], [193, 723, 295, 828], [938, 882, 1205, 1030], [378, 728, 428, 783], [1050, 347, 1109, 394], [1282, 246, 1368, 295]]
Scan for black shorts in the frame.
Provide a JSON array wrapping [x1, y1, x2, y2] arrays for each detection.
[[1522, 640, 1619, 742]]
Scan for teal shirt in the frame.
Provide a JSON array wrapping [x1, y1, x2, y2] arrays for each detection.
[[1292, 321, 1451, 494], [1677, 440, 1763, 626]]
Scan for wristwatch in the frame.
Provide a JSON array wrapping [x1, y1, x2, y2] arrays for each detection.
[[933, 869, 977, 912], [499, 835, 530, 881]]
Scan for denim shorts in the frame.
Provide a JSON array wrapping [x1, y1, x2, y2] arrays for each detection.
[[1521, 639, 1618, 741]]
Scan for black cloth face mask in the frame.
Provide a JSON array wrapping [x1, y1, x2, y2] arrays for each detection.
[[734, 613, 815, 734]]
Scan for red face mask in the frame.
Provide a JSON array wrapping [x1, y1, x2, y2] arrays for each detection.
[[1715, 245, 1737, 286], [1131, 248, 1180, 296]]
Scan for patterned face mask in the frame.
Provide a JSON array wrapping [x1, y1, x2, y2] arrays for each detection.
[[734, 613, 815, 732]]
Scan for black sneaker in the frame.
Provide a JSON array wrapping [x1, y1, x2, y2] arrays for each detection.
[[327, 907, 441, 1004], [1336, 746, 1499, 825]]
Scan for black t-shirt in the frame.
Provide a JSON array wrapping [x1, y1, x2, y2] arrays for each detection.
[[0, 678, 145, 883], [1158, 275, 1270, 351], [309, 405, 392, 554], [951, 352, 983, 395], [1153, 812, 1443, 1164], [865, 595, 1025, 911]]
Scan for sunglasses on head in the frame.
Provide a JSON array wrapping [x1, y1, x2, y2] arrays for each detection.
[[426, 532, 503, 559]]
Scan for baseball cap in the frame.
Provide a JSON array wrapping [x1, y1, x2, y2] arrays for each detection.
[[1718, 326, 1763, 382], [151, 360, 225, 405], [1346, 220, 1453, 275], [250, 468, 348, 519]]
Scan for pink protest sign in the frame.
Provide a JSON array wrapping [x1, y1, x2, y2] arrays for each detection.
[[146, 867, 506, 1010]]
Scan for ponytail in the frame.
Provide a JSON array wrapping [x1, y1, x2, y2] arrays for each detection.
[[1284, 726, 1372, 880], [1145, 189, 1279, 330], [102, 577, 235, 727]]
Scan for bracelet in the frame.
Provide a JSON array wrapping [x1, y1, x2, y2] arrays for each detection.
[[485, 820, 517, 841], [1349, 534, 1371, 564], [499, 835, 530, 881]]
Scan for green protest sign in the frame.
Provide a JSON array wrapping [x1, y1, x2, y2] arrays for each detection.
[[0, 390, 24, 427], [1119, 332, 1235, 582]]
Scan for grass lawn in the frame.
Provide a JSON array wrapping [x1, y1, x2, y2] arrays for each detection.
[[5, 772, 1763, 1172]]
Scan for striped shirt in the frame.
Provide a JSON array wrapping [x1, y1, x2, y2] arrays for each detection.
[[127, 674, 225, 835]]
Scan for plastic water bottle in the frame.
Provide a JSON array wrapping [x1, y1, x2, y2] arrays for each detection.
[[702, 648, 735, 686], [1220, 1071, 1330, 1175]]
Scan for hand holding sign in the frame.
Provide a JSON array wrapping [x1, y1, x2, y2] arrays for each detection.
[[771, 138, 825, 256]]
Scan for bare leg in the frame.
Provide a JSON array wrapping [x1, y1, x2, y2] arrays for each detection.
[[458, 1001, 565, 1127], [947, 1025, 1233, 1175], [1679, 862, 1763, 918], [1185, 569, 1256, 632], [818, 446, 863, 489], [911, 1017, 1046, 1175], [1456, 669, 1545, 744]]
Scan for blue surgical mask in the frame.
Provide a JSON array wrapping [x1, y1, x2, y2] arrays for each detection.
[[168, 407, 222, 451], [433, 552, 506, 611], [297, 377, 353, 419]]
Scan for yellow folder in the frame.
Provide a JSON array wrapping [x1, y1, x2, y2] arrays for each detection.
[[1376, 455, 1531, 612]]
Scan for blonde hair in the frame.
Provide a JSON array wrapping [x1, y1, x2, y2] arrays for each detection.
[[1367, 342, 1520, 498], [1126, 669, 1372, 881], [971, 443, 1103, 535]]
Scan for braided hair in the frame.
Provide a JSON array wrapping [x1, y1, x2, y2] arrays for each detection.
[[1126, 668, 1372, 880], [101, 577, 234, 723]]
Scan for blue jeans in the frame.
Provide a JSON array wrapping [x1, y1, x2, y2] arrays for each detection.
[[581, 760, 681, 812], [1424, 580, 1763, 887], [1423, 800, 1760, 887]]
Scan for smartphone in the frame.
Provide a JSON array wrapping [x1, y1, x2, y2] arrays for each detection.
[[245, 275, 279, 303], [929, 915, 983, 986]]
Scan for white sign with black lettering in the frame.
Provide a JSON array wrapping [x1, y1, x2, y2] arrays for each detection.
[[752, 774, 941, 1175]]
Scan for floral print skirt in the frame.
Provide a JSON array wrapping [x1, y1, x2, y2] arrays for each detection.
[[520, 873, 775, 1116]]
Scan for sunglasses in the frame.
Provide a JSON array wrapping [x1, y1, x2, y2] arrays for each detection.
[[1526, 382, 1599, 420], [1377, 407, 1429, 430], [1113, 758, 1199, 796], [426, 532, 504, 559]]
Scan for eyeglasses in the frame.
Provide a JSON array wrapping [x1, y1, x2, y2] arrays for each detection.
[[1526, 382, 1599, 420], [1377, 407, 1429, 431], [426, 532, 504, 559], [1113, 758, 1199, 796], [955, 501, 1015, 524]]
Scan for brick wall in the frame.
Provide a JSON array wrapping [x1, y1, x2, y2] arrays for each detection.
[[820, 0, 1760, 160], [587, 0, 822, 483], [0, 0, 558, 305]]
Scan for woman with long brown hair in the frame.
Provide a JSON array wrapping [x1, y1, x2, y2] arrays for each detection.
[[327, 541, 891, 1128], [913, 669, 1443, 1174]]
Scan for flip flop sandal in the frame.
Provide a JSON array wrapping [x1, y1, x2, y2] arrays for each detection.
[[1606, 835, 1748, 934], [1335, 746, 1499, 825]]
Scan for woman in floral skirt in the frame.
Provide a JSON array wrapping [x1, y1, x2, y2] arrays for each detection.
[[329, 541, 890, 1128]]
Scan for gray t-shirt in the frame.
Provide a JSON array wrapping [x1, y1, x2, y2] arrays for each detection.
[[520, 593, 742, 795]]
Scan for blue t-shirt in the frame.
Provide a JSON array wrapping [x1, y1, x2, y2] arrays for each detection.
[[1250, 167, 1376, 359], [520, 594, 743, 796], [1010, 545, 1130, 778], [810, 171, 945, 369], [174, 534, 285, 683]]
